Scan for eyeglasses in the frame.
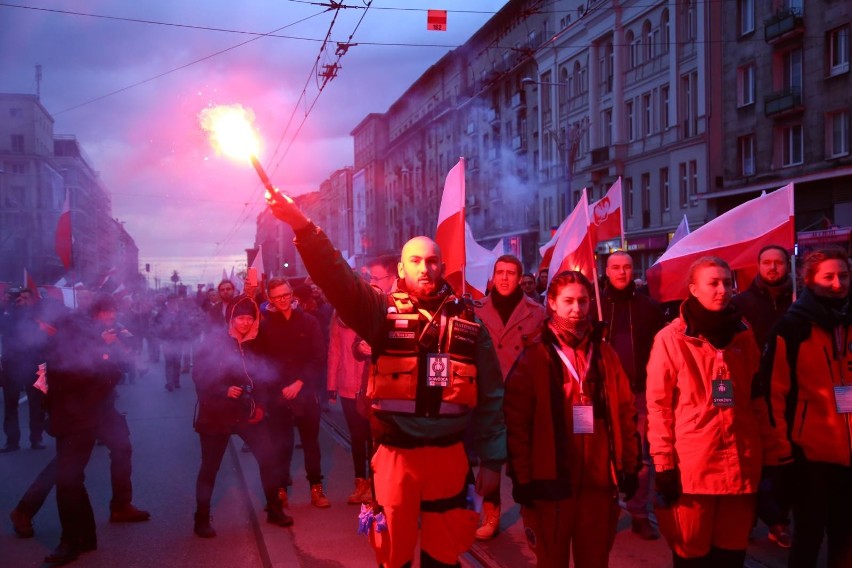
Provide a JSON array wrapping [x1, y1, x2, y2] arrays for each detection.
[[369, 273, 393, 282], [269, 293, 292, 301]]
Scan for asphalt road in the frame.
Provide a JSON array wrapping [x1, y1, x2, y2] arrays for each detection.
[[0, 355, 813, 567]]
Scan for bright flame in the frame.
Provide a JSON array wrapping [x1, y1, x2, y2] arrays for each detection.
[[199, 104, 260, 162]]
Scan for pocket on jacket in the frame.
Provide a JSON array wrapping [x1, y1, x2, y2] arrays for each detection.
[[368, 357, 418, 401], [443, 360, 478, 408]]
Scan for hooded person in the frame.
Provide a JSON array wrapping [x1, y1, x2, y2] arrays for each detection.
[[190, 295, 292, 537]]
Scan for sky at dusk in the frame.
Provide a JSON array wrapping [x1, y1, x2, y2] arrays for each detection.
[[0, 0, 510, 286]]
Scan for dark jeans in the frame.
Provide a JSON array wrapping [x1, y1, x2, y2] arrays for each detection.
[[55, 430, 98, 546], [790, 461, 852, 568], [269, 394, 323, 487], [162, 342, 183, 388], [3, 379, 45, 447], [196, 422, 278, 511], [19, 410, 133, 518], [340, 397, 373, 479]]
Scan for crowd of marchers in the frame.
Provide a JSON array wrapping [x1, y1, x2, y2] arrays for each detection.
[[1, 226, 850, 568]]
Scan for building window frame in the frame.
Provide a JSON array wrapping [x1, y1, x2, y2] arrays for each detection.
[[739, 0, 754, 36], [827, 110, 850, 158], [625, 177, 634, 219], [660, 167, 670, 212], [737, 64, 755, 107], [679, 163, 688, 207], [739, 134, 756, 176], [828, 26, 850, 77], [781, 124, 804, 167]]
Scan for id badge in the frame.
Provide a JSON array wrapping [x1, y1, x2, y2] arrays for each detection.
[[712, 379, 734, 408], [834, 385, 852, 414], [426, 353, 450, 387], [573, 405, 594, 434]]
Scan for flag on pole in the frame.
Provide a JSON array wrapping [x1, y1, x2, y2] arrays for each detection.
[[250, 245, 265, 277], [463, 222, 498, 299], [668, 214, 690, 249], [435, 158, 468, 295], [538, 190, 587, 272], [491, 238, 505, 257], [547, 189, 596, 286], [24, 268, 40, 301], [647, 183, 795, 303], [589, 178, 624, 245], [55, 189, 73, 270]]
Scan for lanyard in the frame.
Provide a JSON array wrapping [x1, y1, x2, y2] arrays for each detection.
[[553, 343, 594, 398], [419, 308, 448, 353]]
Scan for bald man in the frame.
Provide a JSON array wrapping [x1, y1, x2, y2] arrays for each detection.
[[268, 192, 505, 568]]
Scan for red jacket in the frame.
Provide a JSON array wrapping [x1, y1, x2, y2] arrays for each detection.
[[646, 314, 767, 494]]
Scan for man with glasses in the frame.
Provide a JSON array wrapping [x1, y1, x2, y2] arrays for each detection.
[[519, 272, 543, 304], [257, 278, 329, 509]]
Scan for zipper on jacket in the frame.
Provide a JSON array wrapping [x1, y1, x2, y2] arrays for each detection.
[[824, 346, 835, 383], [797, 400, 808, 439]]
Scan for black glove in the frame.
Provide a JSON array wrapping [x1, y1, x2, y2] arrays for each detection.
[[763, 463, 795, 509], [654, 468, 681, 507], [618, 472, 640, 502]]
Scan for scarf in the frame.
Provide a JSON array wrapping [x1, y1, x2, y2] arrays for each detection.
[[548, 313, 591, 348], [681, 295, 741, 349], [491, 286, 524, 324], [395, 278, 454, 312]]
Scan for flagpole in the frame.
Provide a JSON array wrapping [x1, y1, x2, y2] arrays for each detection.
[[617, 176, 626, 250], [583, 187, 604, 321], [459, 156, 466, 297]]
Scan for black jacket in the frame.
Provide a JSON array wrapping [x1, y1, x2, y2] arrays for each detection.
[[599, 282, 665, 394], [731, 276, 793, 350]]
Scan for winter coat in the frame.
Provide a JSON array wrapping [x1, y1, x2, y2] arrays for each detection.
[[505, 324, 639, 503], [192, 300, 264, 436], [599, 282, 666, 394], [475, 293, 546, 379], [731, 276, 793, 350], [45, 312, 127, 436], [327, 314, 367, 399], [645, 307, 767, 494], [761, 288, 852, 467]]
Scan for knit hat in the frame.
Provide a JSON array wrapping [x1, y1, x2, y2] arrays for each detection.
[[228, 295, 259, 320]]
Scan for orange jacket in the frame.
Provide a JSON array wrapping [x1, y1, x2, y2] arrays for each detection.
[[761, 289, 852, 467], [646, 315, 766, 494]]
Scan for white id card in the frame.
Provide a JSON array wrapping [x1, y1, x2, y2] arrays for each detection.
[[573, 405, 594, 434], [834, 386, 852, 414], [426, 353, 450, 387]]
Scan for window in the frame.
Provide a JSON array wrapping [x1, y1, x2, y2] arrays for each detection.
[[661, 84, 670, 128], [782, 124, 803, 166], [625, 177, 634, 218], [626, 100, 635, 141], [627, 30, 639, 68], [10, 162, 27, 174], [680, 72, 698, 137], [8, 107, 22, 118], [679, 163, 688, 207], [643, 93, 653, 136], [661, 10, 671, 53], [559, 66, 569, 108], [660, 167, 670, 211], [684, 0, 697, 42], [828, 26, 850, 76], [739, 0, 754, 35], [689, 160, 698, 197], [784, 48, 803, 93], [11, 134, 24, 153], [573, 61, 582, 96], [601, 108, 613, 146], [737, 64, 755, 107], [643, 20, 655, 61], [828, 111, 850, 158], [641, 173, 651, 226], [739, 135, 756, 176]]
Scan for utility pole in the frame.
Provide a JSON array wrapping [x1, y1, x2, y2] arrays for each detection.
[[35, 64, 42, 100]]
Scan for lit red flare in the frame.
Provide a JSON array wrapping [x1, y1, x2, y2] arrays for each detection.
[[199, 104, 260, 163]]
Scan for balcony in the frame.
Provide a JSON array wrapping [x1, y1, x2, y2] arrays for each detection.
[[764, 88, 803, 117], [765, 9, 804, 44], [511, 91, 526, 110], [591, 146, 610, 165], [511, 135, 527, 153], [486, 107, 500, 125]]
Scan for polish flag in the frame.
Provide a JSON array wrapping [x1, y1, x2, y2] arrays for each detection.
[[250, 244, 265, 278], [435, 158, 468, 295], [538, 191, 587, 271], [647, 183, 795, 303], [463, 222, 497, 299], [55, 189, 73, 270], [547, 189, 596, 287], [589, 178, 623, 244]]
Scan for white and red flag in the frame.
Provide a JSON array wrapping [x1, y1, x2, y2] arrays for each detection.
[[589, 178, 623, 245], [546, 188, 596, 286], [463, 222, 497, 298], [668, 214, 690, 250], [55, 189, 72, 270], [436, 158, 471, 295], [647, 183, 795, 303]]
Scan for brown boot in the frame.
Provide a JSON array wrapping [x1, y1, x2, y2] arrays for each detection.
[[310, 484, 331, 508], [474, 503, 500, 540], [357, 478, 374, 503], [347, 478, 367, 505], [109, 503, 151, 523]]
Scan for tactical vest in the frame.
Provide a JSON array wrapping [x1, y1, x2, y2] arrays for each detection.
[[368, 291, 480, 417]]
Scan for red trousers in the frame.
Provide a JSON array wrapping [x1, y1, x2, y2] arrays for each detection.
[[656, 493, 757, 558], [520, 489, 619, 568], [369, 442, 478, 568]]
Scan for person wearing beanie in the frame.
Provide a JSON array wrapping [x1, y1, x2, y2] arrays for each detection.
[[646, 257, 771, 568], [191, 295, 292, 538], [473, 255, 545, 540], [504, 270, 639, 567], [760, 247, 852, 567]]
